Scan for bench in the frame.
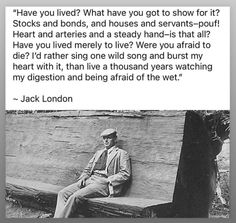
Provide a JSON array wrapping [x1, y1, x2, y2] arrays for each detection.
[[6, 177, 172, 217]]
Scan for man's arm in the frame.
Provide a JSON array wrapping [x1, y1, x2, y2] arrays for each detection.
[[107, 150, 131, 187], [77, 153, 96, 183]]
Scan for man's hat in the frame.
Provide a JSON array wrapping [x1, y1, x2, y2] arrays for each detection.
[[100, 128, 117, 137]]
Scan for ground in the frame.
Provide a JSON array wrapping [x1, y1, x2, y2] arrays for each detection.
[[209, 140, 230, 218], [6, 198, 48, 218], [209, 171, 230, 218]]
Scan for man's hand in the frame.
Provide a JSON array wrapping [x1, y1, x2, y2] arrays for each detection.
[[78, 176, 88, 188], [108, 182, 114, 197]]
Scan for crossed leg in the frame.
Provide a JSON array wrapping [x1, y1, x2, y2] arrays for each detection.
[[54, 179, 109, 218]]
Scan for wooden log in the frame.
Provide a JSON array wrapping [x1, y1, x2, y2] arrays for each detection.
[[6, 177, 172, 217]]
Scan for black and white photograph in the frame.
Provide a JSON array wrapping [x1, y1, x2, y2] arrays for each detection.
[[5, 110, 230, 218]]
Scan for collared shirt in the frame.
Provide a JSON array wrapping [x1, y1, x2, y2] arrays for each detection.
[[93, 146, 116, 177]]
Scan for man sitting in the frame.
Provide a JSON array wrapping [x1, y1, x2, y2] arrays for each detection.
[[53, 128, 131, 218]]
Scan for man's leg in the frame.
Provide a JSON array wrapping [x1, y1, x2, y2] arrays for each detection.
[[57, 181, 109, 218], [54, 182, 81, 218]]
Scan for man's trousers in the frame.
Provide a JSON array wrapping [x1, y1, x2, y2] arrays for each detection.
[[54, 175, 109, 218]]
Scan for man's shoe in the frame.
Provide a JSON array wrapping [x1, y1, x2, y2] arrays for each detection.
[[38, 213, 53, 218]]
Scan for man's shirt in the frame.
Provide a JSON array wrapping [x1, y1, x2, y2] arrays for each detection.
[[93, 146, 116, 177]]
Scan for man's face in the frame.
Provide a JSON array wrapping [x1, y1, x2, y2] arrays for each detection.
[[103, 135, 116, 149]]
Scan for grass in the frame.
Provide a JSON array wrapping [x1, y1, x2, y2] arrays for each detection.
[[209, 171, 230, 218], [5, 198, 49, 218]]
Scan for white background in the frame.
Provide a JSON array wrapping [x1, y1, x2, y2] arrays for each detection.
[[5, 7, 230, 110]]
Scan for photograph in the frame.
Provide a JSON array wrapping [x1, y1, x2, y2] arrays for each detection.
[[5, 110, 230, 218]]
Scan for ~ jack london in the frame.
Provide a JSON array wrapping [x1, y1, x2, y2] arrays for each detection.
[[20, 94, 73, 103]]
